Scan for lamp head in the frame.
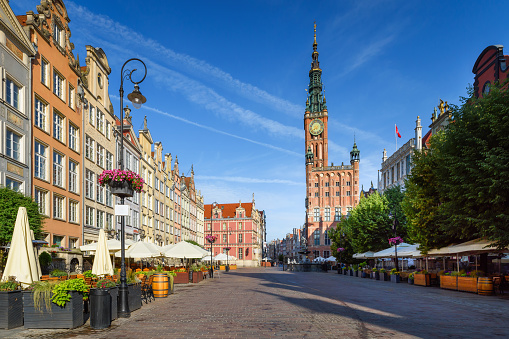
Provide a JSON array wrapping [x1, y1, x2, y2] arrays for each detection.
[[127, 84, 146, 109]]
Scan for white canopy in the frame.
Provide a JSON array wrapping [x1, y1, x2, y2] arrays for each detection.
[[325, 256, 337, 262], [263, 257, 272, 261], [372, 243, 416, 258], [213, 253, 237, 261], [396, 244, 422, 257], [163, 241, 207, 259], [80, 238, 135, 252], [353, 251, 376, 259], [115, 241, 163, 258], [313, 256, 326, 262], [428, 238, 507, 256], [92, 229, 113, 276], [2, 207, 39, 287]]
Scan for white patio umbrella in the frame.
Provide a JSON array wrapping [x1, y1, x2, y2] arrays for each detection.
[[115, 241, 163, 258], [214, 253, 237, 261], [2, 207, 40, 286], [92, 229, 113, 276], [353, 251, 376, 259], [164, 241, 207, 259], [313, 256, 325, 262], [80, 238, 135, 252], [326, 256, 337, 262], [372, 243, 414, 258]]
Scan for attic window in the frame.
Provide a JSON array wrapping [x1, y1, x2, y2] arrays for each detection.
[[98, 73, 103, 88], [53, 23, 64, 48]]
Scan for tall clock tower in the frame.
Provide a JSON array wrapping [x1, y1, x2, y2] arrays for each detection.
[[303, 24, 360, 261]]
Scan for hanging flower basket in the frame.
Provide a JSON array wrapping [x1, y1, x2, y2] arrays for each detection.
[[224, 247, 231, 252], [98, 169, 144, 198], [205, 235, 217, 243], [388, 236, 404, 246]]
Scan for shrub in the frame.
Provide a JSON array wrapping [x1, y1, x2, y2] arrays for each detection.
[[39, 252, 52, 267], [50, 269, 68, 277]]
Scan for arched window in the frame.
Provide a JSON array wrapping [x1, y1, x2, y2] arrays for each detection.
[[313, 229, 320, 245]]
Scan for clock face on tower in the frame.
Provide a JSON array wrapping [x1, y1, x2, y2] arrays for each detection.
[[309, 119, 324, 135]]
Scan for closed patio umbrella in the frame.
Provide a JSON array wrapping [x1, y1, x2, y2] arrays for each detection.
[[91, 229, 114, 276], [2, 207, 39, 287]]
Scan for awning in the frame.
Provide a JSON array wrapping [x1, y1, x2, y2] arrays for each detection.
[[428, 238, 507, 256]]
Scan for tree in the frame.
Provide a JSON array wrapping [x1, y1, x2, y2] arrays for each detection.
[[0, 187, 45, 246], [329, 217, 356, 265], [383, 186, 408, 240], [343, 192, 392, 253], [438, 82, 509, 248]]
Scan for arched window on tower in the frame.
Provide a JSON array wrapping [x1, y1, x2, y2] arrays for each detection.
[[313, 229, 320, 245]]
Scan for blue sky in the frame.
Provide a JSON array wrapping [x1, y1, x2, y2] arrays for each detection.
[[12, 1, 508, 241]]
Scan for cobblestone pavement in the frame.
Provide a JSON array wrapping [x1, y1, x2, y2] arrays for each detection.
[[3, 268, 509, 338]]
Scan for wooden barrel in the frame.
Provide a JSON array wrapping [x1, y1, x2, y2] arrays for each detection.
[[152, 273, 169, 298], [477, 277, 493, 295]]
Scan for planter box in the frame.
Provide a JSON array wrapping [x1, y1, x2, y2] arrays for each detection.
[[380, 272, 389, 281], [361, 272, 369, 278], [354, 271, 359, 277], [128, 284, 142, 311], [109, 180, 133, 198], [23, 291, 84, 329], [414, 274, 431, 286], [440, 275, 458, 290], [349, 270, 354, 276], [372, 272, 380, 280], [192, 271, 204, 283], [230, 265, 237, 270], [174, 272, 189, 284], [109, 287, 118, 320], [0, 290, 23, 329], [219, 265, 226, 271], [390, 274, 401, 283], [458, 276, 478, 293]]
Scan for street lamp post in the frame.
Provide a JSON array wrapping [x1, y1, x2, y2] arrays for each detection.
[[225, 226, 232, 272], [388, 212, 400, 272], [209, 202, 217, 278], [117, 58, 147, 318]]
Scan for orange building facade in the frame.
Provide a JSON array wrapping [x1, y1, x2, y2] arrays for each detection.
[[304, 25, 360, 260], [19, 1, 83, 247]]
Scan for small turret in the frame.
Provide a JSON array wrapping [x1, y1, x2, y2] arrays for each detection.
[[350, 142, 360, 163]]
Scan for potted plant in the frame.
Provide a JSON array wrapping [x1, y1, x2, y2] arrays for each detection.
[[191, 264, 204, 283], [0, 279, 23, 329], [127, 271, 142, 311], [390, 268, 401, 283], [23, 279, 88, 329], [98, 169, 144, 198], [379, 268, 389, 281], [408, 272, 414, 285], [413, 269, 431, 286], [90, 279, 116, 329], [50, 269, 68, 279], [371, 268, 380, 280], [439, 270, 458, 290], [173, 268, 189, 284], [205, 235, 217, 243]]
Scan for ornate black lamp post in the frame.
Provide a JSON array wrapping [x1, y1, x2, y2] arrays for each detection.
[[207, 202, 218, 278], [388, 212, 400, 272], [117, 58, 147, 318], [225, 226, 232, 272]]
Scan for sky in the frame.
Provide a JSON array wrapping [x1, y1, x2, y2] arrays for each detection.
[[11, 0, 509, 241]]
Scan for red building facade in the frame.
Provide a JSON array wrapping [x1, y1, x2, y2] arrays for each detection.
[[304, 25, 360, 260], [472, 45, 509, 98]]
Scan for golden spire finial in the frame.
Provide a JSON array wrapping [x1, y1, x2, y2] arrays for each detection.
[[314, 22, 317, 45]]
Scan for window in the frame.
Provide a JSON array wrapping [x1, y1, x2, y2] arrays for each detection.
[[53, 111, 64, 142], [313, 208, 320, 222], [336, 191, 340, 196], [34, 188, 48, 215], [96, 180, 104, 204], [314, 192, 319, 197], [5, 78, 20, 109], [53, 23, 63, 47], [222, 223, 226, 231], [96, 144, 104, 168], [155, 220, 159, 230], [346, 191, 351, 196], [160, 181, 164, 192], [69, 160, 78, 193], [53, 152, 64, 187], [105, 151, 113, 170], [69, 200, 79, 223], [238, 248, 243, 260], [41, 59, 49, 86], [325, 192, 330, 197], [105, 185, 113, 207], [86, 207, 94, 226], [239, 233, 243, 243], [155, 178, 159, 191], [35, 98, 47, 130], [6, 130, 21, 161], [133, 191, 139, 204], [166, 206, 170, 219], [85, 135, 94, 160], [324, 208, 330, 221], [406, 154, 411, 176], [68, 85, 75, 109], [85, 169, 94, 199], [154, 199, 159, 214], [106, 121, 111, 140], [96, 110, 104, 134], [335, 207, 341, 221], [132, 211, 139, 228], [53, 195, 64, 219], [148, 195, 152, 209], [239, 222, 242, 230], [97, 210, 104, 228], [68, 124, 78, 152], [5, 177, 22, 192], [106, 213, 114, 230], [89, 105, 95, 126], [314, 230, 320, 245], [325, 182, 329, 187], [34, 141, 47, 180], [142, 214, 147, 225], [346, 181, 351, 186], [324, 231, 331, 246], [53, 235, 63, 247], [314, 183, 319, 187], [148, 217, 152, 228], [53, 71, 65, 100], [335, 181, 340, 186]]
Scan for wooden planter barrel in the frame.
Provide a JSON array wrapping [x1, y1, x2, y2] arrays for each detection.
[[152, 273, 170, 298], [414, 274, 431, 286], [477, 277, 493, 295], [458, 277, 478, 293], [440, 275, 458, 290], [0, 290, 23, 329]]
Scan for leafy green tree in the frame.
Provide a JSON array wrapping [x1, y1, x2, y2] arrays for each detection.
[[383, 186, 408, 240], [0, 187, 45, 245], [344, 192, 392, 253], [329, 217, 356, 265], [437, 82, 509, 248]]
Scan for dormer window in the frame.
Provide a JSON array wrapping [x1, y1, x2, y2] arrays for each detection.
[[53, 23, 64, 48]]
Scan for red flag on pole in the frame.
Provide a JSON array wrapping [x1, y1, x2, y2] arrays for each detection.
[[395, 124, 401, 138]]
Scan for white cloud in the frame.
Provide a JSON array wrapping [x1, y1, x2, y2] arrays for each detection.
[[196, 176, 303, 186]]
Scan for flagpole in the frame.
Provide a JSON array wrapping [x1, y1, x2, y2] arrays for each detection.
[[395, 124, 397, 151]]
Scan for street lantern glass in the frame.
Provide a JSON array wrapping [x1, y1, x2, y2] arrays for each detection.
[[127, 84, 146, 109]]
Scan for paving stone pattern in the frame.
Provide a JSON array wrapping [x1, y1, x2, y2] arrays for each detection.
[[2, 268, 509, 338]]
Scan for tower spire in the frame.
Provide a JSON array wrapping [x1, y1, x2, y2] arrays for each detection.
[[307, 23, 326, 113]]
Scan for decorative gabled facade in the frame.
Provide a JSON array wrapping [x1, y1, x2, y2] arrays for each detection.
[[80, 45, 116, 243], [472, 45, 509, 98], [0, 0, 36, 194], [304, 25, 360, 260], [19, 0, 83, 248]]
